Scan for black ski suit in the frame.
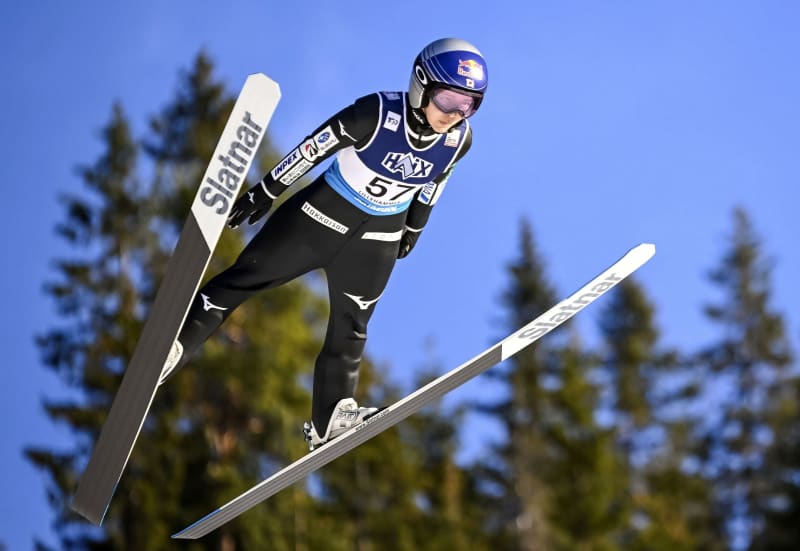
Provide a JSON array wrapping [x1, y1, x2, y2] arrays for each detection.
[[176, 91, 472, 430]]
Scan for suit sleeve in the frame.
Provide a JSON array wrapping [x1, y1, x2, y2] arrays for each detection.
[[258, 94, 381, 200]]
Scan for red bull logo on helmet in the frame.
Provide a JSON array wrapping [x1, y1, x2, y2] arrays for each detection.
[[457, 59, 485, 81]]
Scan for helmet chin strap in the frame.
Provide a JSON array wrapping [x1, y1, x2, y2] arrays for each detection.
[[408, 107, 430, 147], [405, 94, 431, 140], [411, 106, 428, 126]]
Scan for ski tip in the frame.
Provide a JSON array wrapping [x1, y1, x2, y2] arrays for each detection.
[[631, 242, 656, 262], [247, 72, 282, 98]]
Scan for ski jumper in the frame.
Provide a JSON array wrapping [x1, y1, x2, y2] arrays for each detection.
[[177, 91, 472, 430]]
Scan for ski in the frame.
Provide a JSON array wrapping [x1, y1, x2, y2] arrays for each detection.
[[71, 73, 281, 525], [172, 242, 656, 539]]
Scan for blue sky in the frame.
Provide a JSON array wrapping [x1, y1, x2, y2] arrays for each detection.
[[2, 1, 798, 548]]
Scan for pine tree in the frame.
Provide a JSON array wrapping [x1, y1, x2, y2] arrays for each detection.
[[598, 279, 724, 550], [406, 412, 490, 550], [543, 339, 631, 551], [306, 358, 419, 551], [474, 219, 633, 550], [27, 53, 327, 550], [473, 219, 557, 550], [304, 346, 490, 551], [143, 53, 333, 550], [750, 376, 800, 550], [696, 207, 793, 549], [598, 280, 658, 456], [400, 363, 493, 550], [27, 100, 174, 550]]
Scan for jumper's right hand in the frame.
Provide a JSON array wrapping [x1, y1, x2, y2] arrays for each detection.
[[227, 182, 274, 228], [397, 227, 422, 259]]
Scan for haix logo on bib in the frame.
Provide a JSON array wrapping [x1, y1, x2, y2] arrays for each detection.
[[200, 112, 264, 214], [381, 152, 433, 180]]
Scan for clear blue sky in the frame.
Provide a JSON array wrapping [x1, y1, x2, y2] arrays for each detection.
[[2, 1, 798, 548]]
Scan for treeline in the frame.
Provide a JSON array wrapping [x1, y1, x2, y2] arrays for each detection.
[[27, 54, 798, 550]]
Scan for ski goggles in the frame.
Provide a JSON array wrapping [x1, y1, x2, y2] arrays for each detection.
[[428, 87, 479, 118]]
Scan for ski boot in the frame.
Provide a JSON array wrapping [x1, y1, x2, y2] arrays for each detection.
[[158, 340, 184, 385], [303, 398, 380, 451]]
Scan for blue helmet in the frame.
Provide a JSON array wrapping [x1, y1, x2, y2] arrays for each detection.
[[408, 38, 488, 116]]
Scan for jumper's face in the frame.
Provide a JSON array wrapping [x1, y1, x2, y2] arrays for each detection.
[[422, 101, 464, 133]]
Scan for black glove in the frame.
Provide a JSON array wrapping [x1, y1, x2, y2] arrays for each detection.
[[227, 182, 274, 228], [397, 227, 422, 259]]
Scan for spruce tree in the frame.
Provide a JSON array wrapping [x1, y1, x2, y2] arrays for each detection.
[[475, 219, 632, 550], [696, 207, 793, 548], [143, 53, 332, 550], [543, 339, 631, 551], [598, 280, 724, 550], [27, 100, 177, 550], [400, 365, 493, 550], [750, 375, 800, 550], [474, 219, 557, 550], [598, 280, 658, 455], [27, 54, 326, 550], [306, 347, 488, 550]]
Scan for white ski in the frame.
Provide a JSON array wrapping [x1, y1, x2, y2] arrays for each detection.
[[71, 73, 281, 525], [172, 243, 656, 539]]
